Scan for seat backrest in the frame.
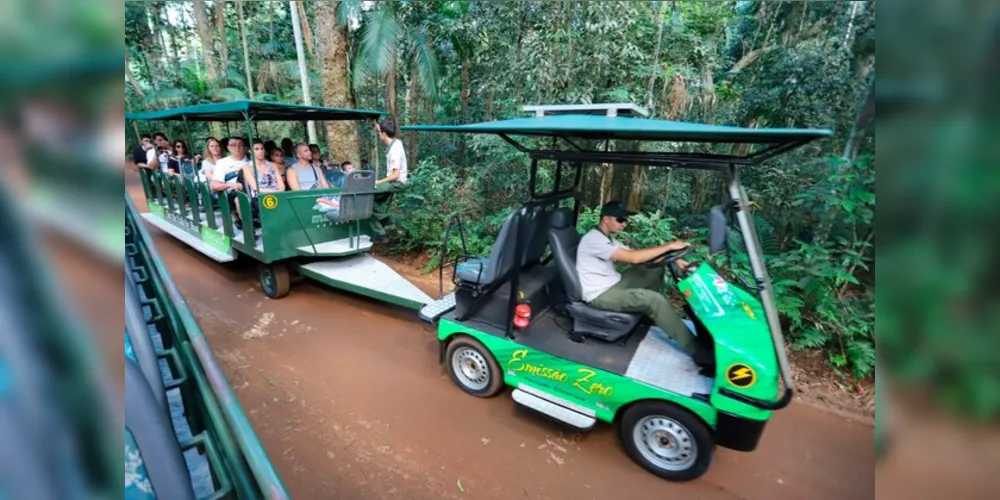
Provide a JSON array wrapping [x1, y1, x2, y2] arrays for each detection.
[[333, 170, 376, 222], [547, 207, 583, 302], [521, 205, 553, 267], [473, 208, 521, 284]]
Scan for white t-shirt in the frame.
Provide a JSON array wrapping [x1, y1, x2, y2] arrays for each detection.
[[576, 228, 630, 302], [145, 148, 156, 167], [211, 155, 250, 190], [386, 139, 407, 184], [198, 158, 216, 183], [157, 149, 171, 173]]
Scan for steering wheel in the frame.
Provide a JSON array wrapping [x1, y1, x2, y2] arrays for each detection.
[[643, 245, 692, 268]]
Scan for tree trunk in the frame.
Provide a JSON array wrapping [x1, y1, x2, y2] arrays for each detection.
[[627, 166, 645, 212], [148, 3, 168, 86], [314, 1, 361, 164], [193, 0, 219, 86], [296, 1, 316, 58], [215, 1, 229, 85], [159, 6, 182, 85], [290, 1, 317, 143], [386, 63, 399, 126], [406, 70, 419, 170], [646, 1, 669, 110], [236, 0, 255, 99], [459, 51, 470, 167], [125, 51, 146, 98]]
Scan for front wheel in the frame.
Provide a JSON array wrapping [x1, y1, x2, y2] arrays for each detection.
[[445, 336, 505, 398], [259, 263, 290, 299], [619, 401, 715, 482]]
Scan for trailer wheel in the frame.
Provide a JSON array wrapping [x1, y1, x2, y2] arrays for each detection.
[[259, 263, 290, 299], [619, 401, 715, 482], [445, 336, 505, 398]]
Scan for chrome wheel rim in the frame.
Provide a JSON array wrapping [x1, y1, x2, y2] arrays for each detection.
[[633, 415, 697, 471], [451, 347, 490, 391]]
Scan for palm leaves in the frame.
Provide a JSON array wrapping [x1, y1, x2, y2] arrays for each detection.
[[351, 2, 442, 101]]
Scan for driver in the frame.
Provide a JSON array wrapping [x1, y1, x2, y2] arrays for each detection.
[[577, 201, 703, 362]]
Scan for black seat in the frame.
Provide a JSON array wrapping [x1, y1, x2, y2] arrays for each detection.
[[547, 207, 642, 342], [455, 209, 520, 286]]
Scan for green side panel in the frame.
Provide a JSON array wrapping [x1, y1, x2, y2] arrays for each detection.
[[256, 190, 374, 262], [678, 263, 779, 420], [200, 226, 232, 254], [438, 320, 718, 427], [148, 200, 165, 218]]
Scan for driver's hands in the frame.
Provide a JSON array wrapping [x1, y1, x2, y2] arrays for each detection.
[[665, 240, 690, 251]]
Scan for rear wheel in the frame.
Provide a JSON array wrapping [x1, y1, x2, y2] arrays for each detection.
[[259, 263, 290, 299], [619, 401, 715, 482], [445, 336, 505, 398]]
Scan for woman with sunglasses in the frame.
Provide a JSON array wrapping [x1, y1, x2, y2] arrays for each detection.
[[167, 140, 196, 180]]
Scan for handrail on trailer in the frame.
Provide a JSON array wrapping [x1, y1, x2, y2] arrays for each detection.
[[126, 194, 290, 499]]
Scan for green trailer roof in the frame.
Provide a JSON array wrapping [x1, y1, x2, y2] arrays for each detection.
[[126, 100, 385, 122], [403, 115, 832, 144]]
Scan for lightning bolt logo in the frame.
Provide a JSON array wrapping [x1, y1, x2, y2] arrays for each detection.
[[726, 364, 757, 388]]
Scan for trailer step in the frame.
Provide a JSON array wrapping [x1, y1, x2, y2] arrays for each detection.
[[298, 254, 433, 310], [512, 384, 596, 431], [297, 236, 372, 257], [419, 293, 456, 323], [141, 213, 236, 263]]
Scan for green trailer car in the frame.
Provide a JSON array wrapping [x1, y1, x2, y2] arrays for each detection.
[[126, 100, 433, 310], [408, 103, 833, 482]]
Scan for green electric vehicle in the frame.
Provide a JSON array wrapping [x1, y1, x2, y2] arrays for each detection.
[[408, 103, 833, 481], [126, 100, 433, 310]]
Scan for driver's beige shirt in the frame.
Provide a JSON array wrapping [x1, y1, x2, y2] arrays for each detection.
[[576, 228, 629, 302]]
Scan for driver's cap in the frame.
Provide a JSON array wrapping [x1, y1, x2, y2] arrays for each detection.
[[600, 201, 635, 220]]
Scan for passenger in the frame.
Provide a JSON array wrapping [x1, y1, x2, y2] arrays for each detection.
[[325, 160, 354, 188], [576, 201, 709, 365], [210, 137, 251, 229], [133, 133, 156, 170], [268, 146, 288, 178], [152, 132, 172, 173], [263, 139, 278, 156], [280, 137, 294, 158], [243, 139, 285, 196], [308, 144, 326, 170], [371, 118, 407, 242], [200, 137, 225, 183], [286, 143, 330, 191], [167, 139, 196, 179], [219, 137, 231, 157]]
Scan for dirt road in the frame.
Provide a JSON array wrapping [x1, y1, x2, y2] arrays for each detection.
[[119, 176, 875, 499]]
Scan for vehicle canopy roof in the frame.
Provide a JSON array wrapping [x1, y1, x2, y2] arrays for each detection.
[[125, 99, 385, 122], [403, 106, 833, 166]]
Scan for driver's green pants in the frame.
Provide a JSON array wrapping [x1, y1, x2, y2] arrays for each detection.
[[587, 265, 696, 354]]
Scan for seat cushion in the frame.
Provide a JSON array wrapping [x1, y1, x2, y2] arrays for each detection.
[[456, 257, 494, 284], [567, 302, 642, 332]]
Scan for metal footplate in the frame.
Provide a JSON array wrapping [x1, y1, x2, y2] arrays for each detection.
[[141, 213, 236, 263], [418, 293, 456, 323], [512, 384, 597, 430], [298, 254, 433, 310], [297, 236, 373, 257]]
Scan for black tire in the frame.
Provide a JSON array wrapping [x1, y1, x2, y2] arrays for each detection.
[[259, 263, 290, 299], [445, 336, 505, 398], [619, 401, 715, 482]]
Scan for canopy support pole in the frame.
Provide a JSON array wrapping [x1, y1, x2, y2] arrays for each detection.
[[726, 165, 794, 392], [243, 112, 260, 193]]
